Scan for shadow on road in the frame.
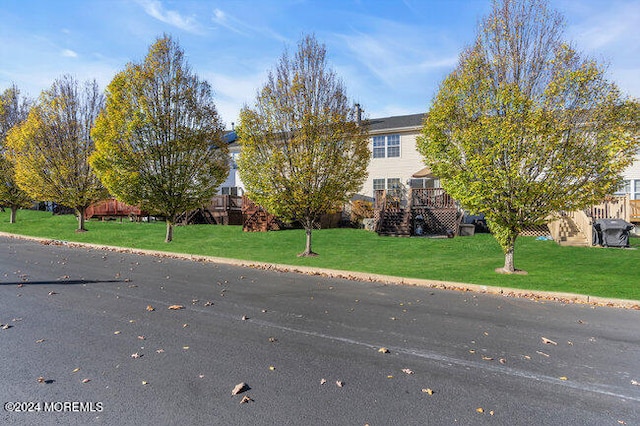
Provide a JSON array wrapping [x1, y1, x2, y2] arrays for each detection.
[[0, 279, 125, 286]]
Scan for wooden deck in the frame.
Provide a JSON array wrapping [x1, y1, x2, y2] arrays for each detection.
[[374, 188, 460, 236], [86, 198, 147, 221], [630, 200, 640, 223]]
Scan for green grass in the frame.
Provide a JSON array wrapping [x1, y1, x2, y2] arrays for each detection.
[[1, 209, 639, 300]]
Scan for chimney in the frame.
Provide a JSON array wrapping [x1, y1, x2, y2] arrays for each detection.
[[355, 103, 362, 126], [231, 122, 235, 131]]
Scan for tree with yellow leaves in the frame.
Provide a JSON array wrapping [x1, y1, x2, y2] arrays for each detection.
[[237, 35, 370, 256], [418, 0, 639, 273], [5, 77, 107, 230]]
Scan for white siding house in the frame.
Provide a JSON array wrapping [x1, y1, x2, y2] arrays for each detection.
[[359, 113, 431, 200], [218, 131, 245, 196], [616, 154, 640, 200]]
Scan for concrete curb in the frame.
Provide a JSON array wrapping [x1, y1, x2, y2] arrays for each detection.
[[2, 231, 639, 310]]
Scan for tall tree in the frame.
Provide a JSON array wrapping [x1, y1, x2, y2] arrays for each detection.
[[90, 35, 228, 242], [5, 77, 107, 230], [237, 35, 370, 256], [0, 84, 32, 223], [418, 0, 640, 274]]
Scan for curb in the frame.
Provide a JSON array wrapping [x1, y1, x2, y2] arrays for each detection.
[[2, 231, 639, 310]]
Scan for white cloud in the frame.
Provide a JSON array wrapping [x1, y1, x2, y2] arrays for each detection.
[[61, 49, 78, 58], [136, 0, 202, 34]]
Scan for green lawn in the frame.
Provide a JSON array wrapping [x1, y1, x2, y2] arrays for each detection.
[[1, 209, 639, 301]]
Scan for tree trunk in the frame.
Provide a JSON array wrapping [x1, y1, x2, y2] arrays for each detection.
[[76, 207, 87, 232], [298, 225, 318, 257], [10, 206, 17, 224], [503, 244, 515, 273], [165, 219, 174, 243]]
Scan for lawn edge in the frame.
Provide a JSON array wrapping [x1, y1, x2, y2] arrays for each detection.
[[2, 231, 639, 309]]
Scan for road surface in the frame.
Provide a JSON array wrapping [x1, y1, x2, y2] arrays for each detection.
[[1, 235, 639, 425]]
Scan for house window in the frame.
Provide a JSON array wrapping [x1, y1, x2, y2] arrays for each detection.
[[615, 180, 631, 196], [409, 178, 426, 189], [387, 178, 401, 190], [634, 180, 640, 200], [372, 136, 386, 158], [221, 186, 242, 196], [229, 153, 239, 170], [387, 135, 400, 157], [373, 179, 385, 191], [372, 134, 401, 158]]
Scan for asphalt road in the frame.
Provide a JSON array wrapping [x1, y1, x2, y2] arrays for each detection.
[[1, 235, 639, 425]]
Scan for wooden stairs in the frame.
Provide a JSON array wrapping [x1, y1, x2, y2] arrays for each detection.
[[376, 209, 411, 236], [554, 216, 589, 247]]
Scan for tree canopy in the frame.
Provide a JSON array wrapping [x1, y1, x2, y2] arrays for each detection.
[[237, 34, 370, 256], [0, 84, 32, 223], [5, 77, 107, 230], [90, 35, 228, 242], [418, 0, 640, 273]]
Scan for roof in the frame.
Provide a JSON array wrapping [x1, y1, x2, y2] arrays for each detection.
[[365, 113, 426, 132]]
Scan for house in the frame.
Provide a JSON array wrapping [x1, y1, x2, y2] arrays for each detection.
[[616, 153, 640, 223], [218, 128, 244, 197], [359, 113, 434, 200]]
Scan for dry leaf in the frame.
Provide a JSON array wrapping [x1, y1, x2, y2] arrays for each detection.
[[82, 378, 91, 383], [559, 376, 568, 381], [131, 352, 140, 358], [146, 305, 155, 311], [387, 375, 394, 379], [336, 380, 344, 387], [1, 324, 10, 330], [35, 339, 45, 343], [631, 380, 639, 386], [72, 368, 80, 373], [156, 349, 165, 353], [481, 356, 494, 361], [541, 337, 557, 345], [232, 382, 249, 395], [198, 374, 205, 379], [37, 376, 45, 383], [476, 407, 484, 413], [114, 331, 121, 335], [536, 351, 550, 358], [137, 335, 145, 340], [204, 301, 214, 307], [268, 337, 277, 343], [240, 395, 253, 404], [489, 410, 495, 416], [241, 315, 248, 321], [422, 388, 434, 395], [261, 309, 267, 313], [142, 380, 148, 385], [182, 346, 189, 350], [320, 378, 327, 385], [402, 369, 414, 375], [469, 349, 476, 354], [378, 347, 390, 353], [168, 305, 184, 310], [48, 291, 58, 295], [499, 358, 506, 364], [269, 366, 276, 371]]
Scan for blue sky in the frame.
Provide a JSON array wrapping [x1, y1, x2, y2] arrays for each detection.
[[1, 0, 639, 128]]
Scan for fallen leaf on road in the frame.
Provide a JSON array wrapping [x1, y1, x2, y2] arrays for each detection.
[[183, 324, 189, 328], [378, 347, 390, 353], [156, 349, 164, 353], [137, 335, 145, 340], [48, 291, 58, 296], [489, 410, 495, 416], [559, 376, 568, 381], [402, 369, 414, 375], [204, 301, 214, 307], [268, 337, 277, 343], [183, 346, 189, 350], [35, 339, 45, 343], [232, 382, 250, 395], [198, 374, 205, 379], [541, 337, 557, 345], [240, 395, 253, 404], [336, 380, 344, 387], [536, 351, 550, 358], [72, 368, 80, 373], [114, 331, 121, 335], [476, 407, 484, 413], [168, 305, 184, 310], [481, 356, 494, 361], [146, 305, 155, 311], [320, 378, 327, 385], [499, 358, 506, 364], [242, 316, 248, 320], [142, 381, 148, 385], [269, 366, 276, 371], [422, 388, 434, 395], [37, 376, 45, 383], [131, 353, 141, 359], [82, 378, 91, 383]]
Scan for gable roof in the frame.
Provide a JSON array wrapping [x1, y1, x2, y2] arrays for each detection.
[[365, 113, 426, 133]]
